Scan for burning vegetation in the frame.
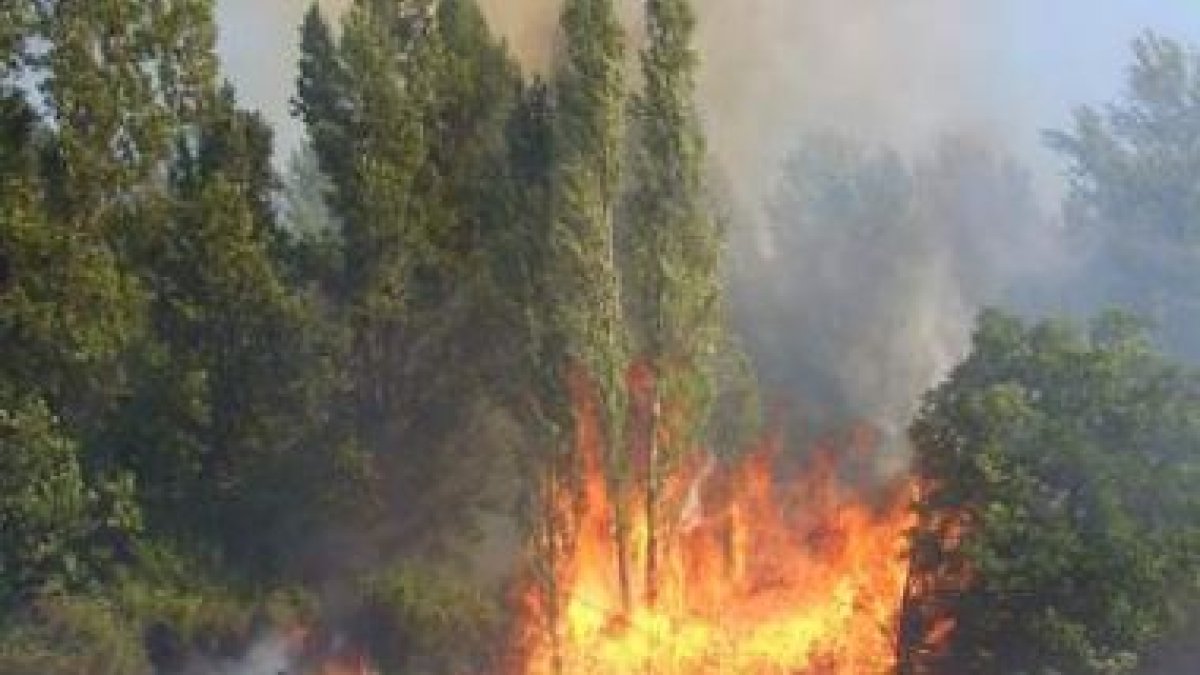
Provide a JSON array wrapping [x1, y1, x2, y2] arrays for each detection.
[[512, 373, 917, 675], [4, 0, 1200, 674]]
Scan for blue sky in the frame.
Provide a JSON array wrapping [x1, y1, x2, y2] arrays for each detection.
[[990, 1, 1200, 132], [214, 1, 1200, 180]]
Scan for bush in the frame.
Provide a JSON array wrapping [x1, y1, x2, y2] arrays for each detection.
[[0, 595, 148, 675], [353, 562, 501, 674]]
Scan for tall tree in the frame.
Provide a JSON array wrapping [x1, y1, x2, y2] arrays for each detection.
[[0, 0, 218, 594], [1047, 33, 1200, 361], [113, 82, 343, 573], [0, 89, 141, 604], [552, 0, 633, 611], [293, 4, 355, 268], [489, 77, 581, 669], [35, 0, 215, 227], [625, 0, 724, 602], [294, 0, 520, 559]]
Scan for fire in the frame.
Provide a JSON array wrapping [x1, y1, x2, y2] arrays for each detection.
[[514, 374, 917, 675]]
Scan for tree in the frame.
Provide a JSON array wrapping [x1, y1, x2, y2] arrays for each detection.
[[0, 6, 149, 592], [1047, 32, 1200, 361], [293, 4, 357, 264], [902, 310, 1200, 674], [293, 0, 521, 560], [550, 0, 633, 611], [0, 392, 101, 605], [280, 144, 344, 291], [625, 0, 725, 602], [735, 133, 1046, 445], [110, 84, 344, 574], [35, 0, 216, 226]]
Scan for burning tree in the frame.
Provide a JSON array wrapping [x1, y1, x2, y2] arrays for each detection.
[[508, 0, 733, 652], [515, 405, 917, 674], [505, 2, 916, 673]]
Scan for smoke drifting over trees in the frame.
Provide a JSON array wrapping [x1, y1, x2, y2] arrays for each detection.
[[3, 1, 1200, 672], [214, 1, 1162, 444], [378, 0, 1042, 445]]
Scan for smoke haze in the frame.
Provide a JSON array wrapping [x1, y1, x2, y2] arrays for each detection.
[[211, 0, 1184, 443], [465, 0, 1065, 444]]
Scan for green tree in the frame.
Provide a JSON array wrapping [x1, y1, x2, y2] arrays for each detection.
[[35, 0, 216, 226], [550, 0, 633, 611], [625, 0, 726, 602], [1047, 33, 1200, 360], [294, 0, 520, 559], [488, 78, 583, 668], [293, 4, 355, 262], [0, 392, 99, 605], [280, 144, 344, 291], [111, 84, 344, 574], [0, 7, 148, 594], [902, 310, 1200, 674]]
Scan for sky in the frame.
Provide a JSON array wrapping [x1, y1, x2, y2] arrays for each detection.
[[209, 0, 1200, 438], [213, 0, 1200, 190], [991, 1, 1200, 177]]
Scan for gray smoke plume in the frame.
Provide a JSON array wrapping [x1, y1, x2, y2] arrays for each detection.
[[215, 0, 349, 160], [728, 132, 1063, 448], [172, 633, 292, 675], [684, 1, 1060, 444], [464, 0, 1065, 442], [216, 0, 1068, 443]]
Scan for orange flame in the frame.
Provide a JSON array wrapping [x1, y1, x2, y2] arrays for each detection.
[[514, 374, 917, 675]]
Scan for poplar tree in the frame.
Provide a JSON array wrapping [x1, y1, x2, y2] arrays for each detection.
[[294, 4, 355, 260], [625, 0, 725, 600], [25, 0, 217, 453], [553, 0, 633, 611]]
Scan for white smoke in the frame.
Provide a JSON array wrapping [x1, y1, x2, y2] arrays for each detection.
[[213, 0, 1066, 439]]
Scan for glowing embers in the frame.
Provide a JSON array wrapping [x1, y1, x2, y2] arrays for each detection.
[[515, 387, 916, 675]]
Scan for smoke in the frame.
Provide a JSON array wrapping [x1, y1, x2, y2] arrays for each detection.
[[216, 0, 1067, 441], [214, 0, 350, 162], [477, 0, 562, 73], [728, 133, 1063, 446], [169, 630, 379, 675], [171, 633, 293, 675], [463, 0, 1064, 442], [469, 1, 1030, 184], [688, 2, 1070, 446]]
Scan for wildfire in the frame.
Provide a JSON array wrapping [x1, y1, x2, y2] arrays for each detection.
[[515, 377, 916, 675]]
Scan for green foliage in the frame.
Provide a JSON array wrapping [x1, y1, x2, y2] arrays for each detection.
[[292, 0, 522, 563], [354, 562, 501, 674], [34, 0, 216, 217], [0, 0, 747, 670], [0, 394, 92, 604], [281, 145, 344, 289], [905, 310, 1200, 674], [1047, 32, 1200, 360], [552, 0, 629, 397], [0, 595, 149, 675], [0, 388, 142, 608], [0, 578, 317, 675], [626, 0, 740, 461], [0, 171, 146, 423]]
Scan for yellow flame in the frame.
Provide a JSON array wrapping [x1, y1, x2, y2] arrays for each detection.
[[515, 374, 916, 675]]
